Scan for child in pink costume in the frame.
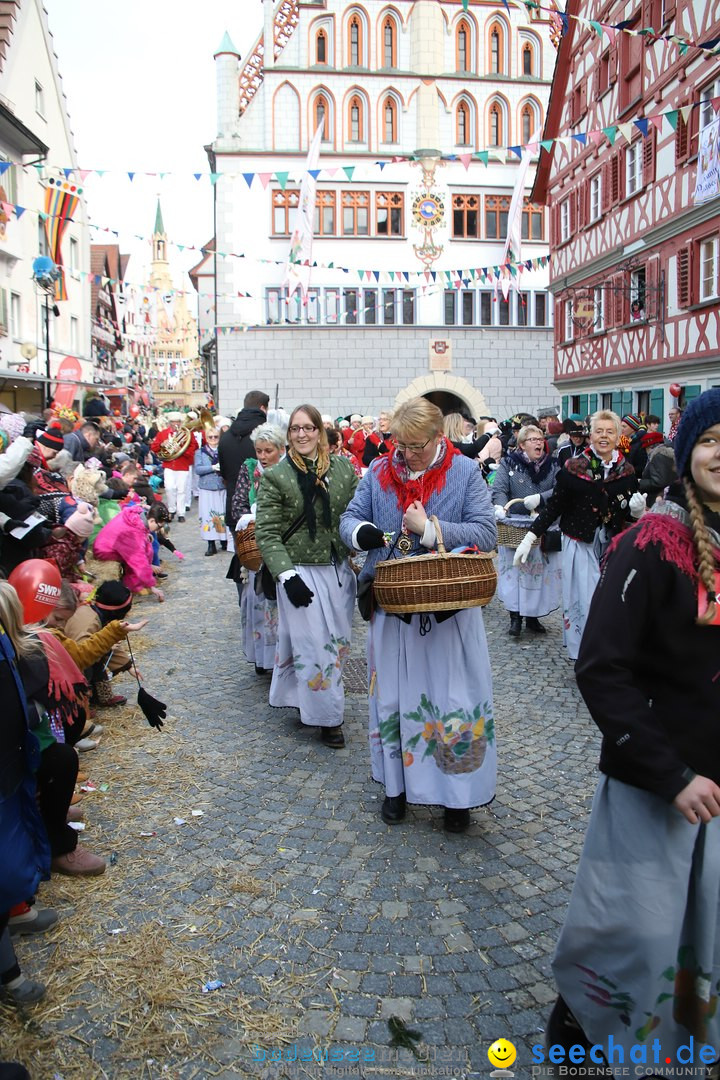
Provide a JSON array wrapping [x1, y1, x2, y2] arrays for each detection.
[[92, 504, 164, 602]]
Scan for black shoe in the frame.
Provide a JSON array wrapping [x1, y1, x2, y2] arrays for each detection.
[[526, 617, 547, 633], [178, 515, 185, 523], [508, 613, 522, 636], [220, 541, 228, 551], [545, 996, 602, 1073], [381, 793, 406, 824], [205, 542, 217, 557], [155, 571, 168, 578], [320, 726, 345, 748], [443, 807, 470, 833], [255, 664, 269, 675]]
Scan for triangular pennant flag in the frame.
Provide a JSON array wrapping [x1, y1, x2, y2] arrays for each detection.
[[177, 244, 185, 252], [95, 170, 105, 177], [0, 162, 10, 176], [308, 169, 321, 180], [63, 168, 73, 179], [459, 153, 472, 170], [462, 0, 469, 9], [712, 96, 720, 114], [373, 270, 380, 281], [78, 169, 91, 183], [603, 24, 617, 44], [33, 163, 44, 173], [210, 173, 220, 185], [128, 172, 135, 181], [378, 161, 387, 171], [326, 167, 338, 177], [617, 122, 633, 143], [603, 126, 618, 144], [649, 114, 664, 132], [15, 205, 25, 218], [342, 166, 355, 181], [572, 133, 587, 145], [527, 141, 539, 154], [634, 118, 650, 137], [679, 42, 689, 56], [587, 129, 604, 146], [589, 20, 603, 36], [478, 151, 489, 166], [541, 139, 554, 152], [39, 211, 48, 221], [665, 110, 679, 131], [193, 173, 202, 181], [275, 171, 290, 190], [258, 172, 272, 189], [243, 172, 254, 188], [508, 145, 523, 159], [680, 105, 693, 125], [1, 202, 12, 218]]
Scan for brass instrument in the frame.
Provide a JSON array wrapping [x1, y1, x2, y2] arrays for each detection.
[[157, 408, 216, 461]]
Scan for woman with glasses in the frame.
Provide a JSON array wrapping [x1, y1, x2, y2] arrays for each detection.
[[339, 398, 497, 833], [514, 410, 642, 660], [255, 405, 358, 748], [492, 424, 561, 637], [194, 428, 232, 556]]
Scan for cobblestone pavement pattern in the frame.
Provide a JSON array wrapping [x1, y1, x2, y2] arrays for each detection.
[[2, 515, 600, 1080]]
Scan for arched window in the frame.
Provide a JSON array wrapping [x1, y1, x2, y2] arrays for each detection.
[[521, 104, 533, 145], [488, 22, 504, 74], [383, 95, 398, 142], [457, 19, 470, 72], [456, 101, 470, 146], [489, 103, 503, 147], [349, 95, 364, 142], [316, 29, 327, 64], [522, 42, 533, 75], [349, 14, 361, 65], [383, 15, 396, 68], [315, 94, 329, 140]]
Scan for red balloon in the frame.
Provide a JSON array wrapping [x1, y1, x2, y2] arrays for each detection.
[[669, 383, 682, 398], [8, 559, 63, 624], [129, 405, 140, 418], [124, 432, 134, 443]]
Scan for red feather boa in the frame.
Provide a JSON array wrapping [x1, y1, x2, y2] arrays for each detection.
[[376, 437, 460, 511]]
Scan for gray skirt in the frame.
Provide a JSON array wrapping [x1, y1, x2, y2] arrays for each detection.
[[553, 774, 720, 1067]]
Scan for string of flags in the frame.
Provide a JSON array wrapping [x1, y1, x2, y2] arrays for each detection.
[[459, 0, 720, 58], [0, 95, 714, 196]]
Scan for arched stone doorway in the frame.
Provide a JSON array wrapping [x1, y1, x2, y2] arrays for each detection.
[[394, 373, 488, 421]]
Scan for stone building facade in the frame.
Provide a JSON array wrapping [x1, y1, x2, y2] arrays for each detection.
[[208, 0, 559, 420]]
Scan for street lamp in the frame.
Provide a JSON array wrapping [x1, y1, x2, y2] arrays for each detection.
[[32, 255, 61, 408]]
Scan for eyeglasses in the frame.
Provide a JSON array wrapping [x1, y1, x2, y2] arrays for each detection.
[[289, 425, 317, 435], [523, 437, 545, 444], [396, 438, 431, 453]]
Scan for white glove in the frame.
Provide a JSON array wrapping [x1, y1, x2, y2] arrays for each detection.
[[494, 504, 507, 521], [629, 492, 647, 519], [211, 463, 221, 472], [524, 493, 541, 512], [484, 424, 500, 436], [513, 532, 535, 566], [236, 513, 254, 531]]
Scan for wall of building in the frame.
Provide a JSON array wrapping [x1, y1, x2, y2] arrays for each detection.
[[216, 323, 555, 419]]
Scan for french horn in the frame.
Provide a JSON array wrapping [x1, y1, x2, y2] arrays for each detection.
[[157, 408, 216, 461]]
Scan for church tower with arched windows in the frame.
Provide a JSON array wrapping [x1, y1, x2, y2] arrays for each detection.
[[206, 1, 558, 418]]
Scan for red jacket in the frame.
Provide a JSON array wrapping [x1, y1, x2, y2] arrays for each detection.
[[150, 427, 196, 472]]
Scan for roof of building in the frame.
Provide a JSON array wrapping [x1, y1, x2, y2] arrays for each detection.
[[154, 198, 165, 237], [214, 30, 239, 58], [530, 0, 579, 205]]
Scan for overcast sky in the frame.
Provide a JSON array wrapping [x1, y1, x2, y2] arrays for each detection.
[[43, 0, 263, 289]]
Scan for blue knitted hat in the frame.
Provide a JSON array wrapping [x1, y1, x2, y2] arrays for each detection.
[[674, 389, 720, 477]]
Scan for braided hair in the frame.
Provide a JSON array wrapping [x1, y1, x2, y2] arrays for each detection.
[[683, 476, 718, 626]]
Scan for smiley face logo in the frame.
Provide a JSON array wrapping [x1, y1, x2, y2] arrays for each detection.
[[488, 1039, 517, 1070]]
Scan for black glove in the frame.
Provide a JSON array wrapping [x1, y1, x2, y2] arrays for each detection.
[[283, 575, 314, 608], [137, 687, 166, 730], [2, 519, 28, 534], [356, 524, 386, 550]]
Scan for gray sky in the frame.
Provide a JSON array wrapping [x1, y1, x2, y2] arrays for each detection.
[[44, 0, 263, 289]]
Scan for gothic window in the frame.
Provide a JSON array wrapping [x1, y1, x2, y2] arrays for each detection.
[[349, 15, 362, 66], [522, 42, 533, 75], [383, 15, 396, 68], [342, 191, 370, 235], [316, 30, 327, 64], [488, 22, 504, 74], [457, 101, 470, 146], [314, 95, 330, 140], [452, 194, 480, 238], [349, 95, 364, 142], [485, 195, 510, 239], [521, 104, 534, 145], [489, 103, 503, 147], [376, 191, 404, 235], [383, 95, 398, 143], [457, 19, 471, 72]]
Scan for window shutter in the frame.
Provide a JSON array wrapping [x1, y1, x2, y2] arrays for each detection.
[[569, 191, 577, 234], [609, 45, 618, 84], [578, 182, 587, 229], [611, 391, 622, 415], [610, 155, 620, 205], [688, 90, 700, 160], [561, 394, 569, 417], [589, 393, 599, 413], [613, 272, 626, 325], [650, 387, 664, 419], [676, 105, 689, 164], [642, 129, 656, 185], [645, 256, 659, 320], [642, 0, 652, 31], [555, 303, 562, 343], [580, 79, 588, 118], [601, 162, 612, 212], [664, 0, 676, 22], [677, 243, 693, 307]]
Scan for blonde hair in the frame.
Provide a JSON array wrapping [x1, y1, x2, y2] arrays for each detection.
[[517, 424, 544, 446], [684, 477, 719, 626], [391, 398, 444, 444], [0, 581, 43, 658], [589, 410, 622, 438], [443, 413, 467, 442]]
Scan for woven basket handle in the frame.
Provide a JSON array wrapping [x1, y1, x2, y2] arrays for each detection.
[[430, 515, 447, 555], [504, 498, 527, 512]]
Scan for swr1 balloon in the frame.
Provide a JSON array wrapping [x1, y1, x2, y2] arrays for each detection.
[[8, 559, 62, 624], [669, 383, 682, 398]]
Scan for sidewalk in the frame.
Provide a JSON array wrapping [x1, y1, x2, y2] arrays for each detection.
[[2, 515, 598, 1080]]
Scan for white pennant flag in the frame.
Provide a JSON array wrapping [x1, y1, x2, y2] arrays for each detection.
[[284, 124, 323, 302], [499, 126, 542, 300]]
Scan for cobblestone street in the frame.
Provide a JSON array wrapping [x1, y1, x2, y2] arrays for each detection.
[[2, 515, 600, 1080]]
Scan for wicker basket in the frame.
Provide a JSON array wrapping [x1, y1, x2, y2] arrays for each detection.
[[432, 735, 489, 776], [496, 499, 542, 550], [373, 516, 497, 613], [234, 521, 262, 571]]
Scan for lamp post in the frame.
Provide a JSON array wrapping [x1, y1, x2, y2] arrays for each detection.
[[32, 256, 60, 408]]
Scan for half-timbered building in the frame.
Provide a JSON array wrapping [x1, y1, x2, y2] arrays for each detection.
[[533, 0, 720, 426]]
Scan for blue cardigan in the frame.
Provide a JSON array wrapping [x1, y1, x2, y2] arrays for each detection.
[[339, 452, 496, 583], [194, 447, 225, 491]]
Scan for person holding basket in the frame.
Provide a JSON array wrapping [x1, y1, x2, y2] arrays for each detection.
[[492, 424, 561, 637], [340, 398, 497, 833]]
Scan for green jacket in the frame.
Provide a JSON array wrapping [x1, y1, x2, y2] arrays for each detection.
[[255, 455, 358, 579]]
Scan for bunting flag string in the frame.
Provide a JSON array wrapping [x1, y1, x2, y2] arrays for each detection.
[[4, 97, 714, 190]]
